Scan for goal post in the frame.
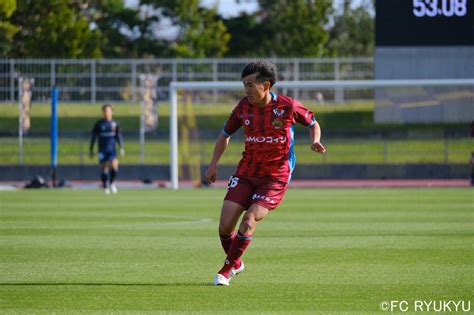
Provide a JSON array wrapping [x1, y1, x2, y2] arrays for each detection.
[[169, 81, 249, 189], [169, 79, 474, 189]]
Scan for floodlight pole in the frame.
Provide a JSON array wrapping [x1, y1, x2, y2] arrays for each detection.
[[139, 74, 145, 164], [18, 77, 23, 165], [169, 85, 179, 190], [51, 86, 59, 187]]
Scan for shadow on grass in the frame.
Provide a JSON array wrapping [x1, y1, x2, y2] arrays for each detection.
[[0, 282, 213, 287]]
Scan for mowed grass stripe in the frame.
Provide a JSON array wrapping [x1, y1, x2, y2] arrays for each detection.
[[0, 188, 472, 313]]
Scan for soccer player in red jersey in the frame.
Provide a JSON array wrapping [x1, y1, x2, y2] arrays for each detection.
[[205, 61, 326, 286]]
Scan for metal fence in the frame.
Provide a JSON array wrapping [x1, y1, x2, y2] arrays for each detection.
[[0, 57, 373, 103], [0, 136, 471, 166]]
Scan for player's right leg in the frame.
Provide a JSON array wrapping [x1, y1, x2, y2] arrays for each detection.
[[100, 160, 110, 194], [214, 176, 253, 285], [218, 201, 245, 280], [214, 201, 244, 286], [217, 204, 269, 281], [218, 200, 244, 254]]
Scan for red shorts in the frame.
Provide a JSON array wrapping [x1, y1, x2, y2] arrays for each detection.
[[224, 175, 288, 210]]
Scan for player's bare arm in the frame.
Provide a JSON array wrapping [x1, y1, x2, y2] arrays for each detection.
[[309, 121, 326, 154], [205, 133, 231, 183], [89, 127, 97, 159], [117, 124, 125, 157]]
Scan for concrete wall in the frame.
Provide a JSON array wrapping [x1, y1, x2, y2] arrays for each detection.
[[0, 164, 468, 181], [374, 47, 474, 123]]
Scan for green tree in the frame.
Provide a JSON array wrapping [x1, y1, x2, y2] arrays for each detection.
[[257, 0, 333, 57], [82, 0, 168, 58], [328, 0, 374, 56], [145, 0, 230, 58], [224, 13, 263, 57], [11, 0, 102, 58], [0, 0, 19, 56]]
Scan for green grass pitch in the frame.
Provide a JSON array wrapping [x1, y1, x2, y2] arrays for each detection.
[[1, 188, 472, 313]]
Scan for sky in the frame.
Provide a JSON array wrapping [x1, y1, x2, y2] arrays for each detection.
[[199, 0, 260, 17], [126, 0, 372, 18], [125, 0, 258, 17], [204, 0, 371, 17], [124, 0, 373, 40]]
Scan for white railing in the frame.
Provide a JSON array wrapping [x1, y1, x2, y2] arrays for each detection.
[[0, 57, 373, 103]]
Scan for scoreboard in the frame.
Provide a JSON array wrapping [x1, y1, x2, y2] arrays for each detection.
[[374, 0, 474, 123], [376, 0, 474, 46]]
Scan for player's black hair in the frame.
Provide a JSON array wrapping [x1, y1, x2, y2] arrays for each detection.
[[241, 60, 277, 87], [102, 104, 113, 111]]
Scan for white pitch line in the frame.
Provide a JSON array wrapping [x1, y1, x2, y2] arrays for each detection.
[[93, 217, 213, 228]]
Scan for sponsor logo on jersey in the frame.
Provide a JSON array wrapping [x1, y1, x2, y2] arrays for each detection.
[[239, 114, 254, 118], [252, 194, 276, 204], [100, 132, 116, 137], [245, 136, 287, 144]]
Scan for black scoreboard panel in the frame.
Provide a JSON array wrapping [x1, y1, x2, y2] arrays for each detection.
[[376, 0, 474, 46]]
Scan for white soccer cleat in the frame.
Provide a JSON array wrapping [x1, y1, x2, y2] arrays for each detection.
[[229, 260, 245, 279], [110, 183, 118, 194], [213, 274, 230, 286], [104, 187, 111, 195]]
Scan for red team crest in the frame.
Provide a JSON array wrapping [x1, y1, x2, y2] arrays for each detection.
[[272, 118, 284, 129]]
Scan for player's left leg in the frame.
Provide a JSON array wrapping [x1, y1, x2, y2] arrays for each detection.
[[217, 204, 269, 279], [109, 158, 119, 194]]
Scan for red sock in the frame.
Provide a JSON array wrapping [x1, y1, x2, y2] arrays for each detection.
[[219, 231, 242, 269], [218, 231, 252, 278], [219, 231, 236, 253]]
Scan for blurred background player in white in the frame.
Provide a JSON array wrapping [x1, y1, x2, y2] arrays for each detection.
[[89, 104, 125, 194]]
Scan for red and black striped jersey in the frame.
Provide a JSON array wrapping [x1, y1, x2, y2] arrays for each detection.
[[223, 92, 316, 182]]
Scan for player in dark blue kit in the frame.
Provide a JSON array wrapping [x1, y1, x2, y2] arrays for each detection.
[[89, 104, 125, 194]]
